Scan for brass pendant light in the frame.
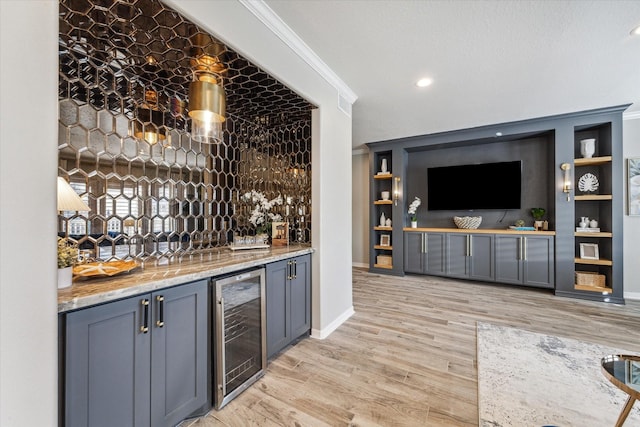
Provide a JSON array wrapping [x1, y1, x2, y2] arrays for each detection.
[[188, 33, 226, 144], [133, 87, 167, 145]]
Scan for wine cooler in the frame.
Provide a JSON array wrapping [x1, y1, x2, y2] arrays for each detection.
[[212, 268, 266, 409]]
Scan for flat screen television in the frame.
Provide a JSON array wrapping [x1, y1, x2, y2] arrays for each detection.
[[427, 161, 522, 210]]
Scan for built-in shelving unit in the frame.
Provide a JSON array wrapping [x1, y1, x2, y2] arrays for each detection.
[[367, 105, 626, 303], [370, 152, 395, 272], [570, 122, 622, 300]]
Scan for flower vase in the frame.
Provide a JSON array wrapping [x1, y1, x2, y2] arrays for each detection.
[[58, 266, 73, 289], [411, 221, 418, 228], [580, 139, 595, 158]]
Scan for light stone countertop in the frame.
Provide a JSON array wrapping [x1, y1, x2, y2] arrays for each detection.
[[58, 244, 313, 313]]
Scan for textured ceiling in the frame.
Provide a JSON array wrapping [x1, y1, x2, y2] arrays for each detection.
[[265, 0, 640, 149]]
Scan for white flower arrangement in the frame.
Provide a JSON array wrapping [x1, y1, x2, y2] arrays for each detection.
[[408, 197, 421, 221], [241, 190, 283, 232]]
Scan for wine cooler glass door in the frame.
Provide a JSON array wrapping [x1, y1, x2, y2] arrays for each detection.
[[214, 268, 266, 409]]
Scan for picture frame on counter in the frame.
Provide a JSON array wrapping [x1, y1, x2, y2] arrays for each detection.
[[379, 234, 391, 246], [271, 222, 289, 246], [579, 243, 599, 260]]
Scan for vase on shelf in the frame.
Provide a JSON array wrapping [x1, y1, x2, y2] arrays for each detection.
[[380, 212, 386, 227], [380, 158, 388, 174], [385, 218, 392, 227], [590, 219, 598, 228], [411, 221, 418, 228], [579, 217, 588, 228], [58, 266, 73, 289], [580, 138, 595, 158]]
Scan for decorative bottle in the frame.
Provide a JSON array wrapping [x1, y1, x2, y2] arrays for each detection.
[[380, 212, 386, 227]]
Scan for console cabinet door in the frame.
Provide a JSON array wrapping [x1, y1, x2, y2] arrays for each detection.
[[290, 254, 311, 340], [523, 235, 555, 288], [495, 235, 524, 284], [468, 234, 494, 281], [424, 233, 446, 275], [266, 259, 290, 358], [151, 280, 208, 427], [404, 233, 424, 273], [66, 295, 151, 427], [446, 234, 469, 277]]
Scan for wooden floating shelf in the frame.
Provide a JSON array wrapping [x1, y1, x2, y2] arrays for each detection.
[[574, 156, 612, 166], [575, 194, 613, 201], [374, 264, 393, 269], [374, 200, 393, 205], [374, 226, 392, 231], [373, 174, 393, 179], [575, 231, 613, 238], [574, 284, 613, 293], [574, 258, 613, 266], [374, 245, 392, 250]]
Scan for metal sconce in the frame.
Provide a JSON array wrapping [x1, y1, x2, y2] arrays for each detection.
[[188, 34, 226, 144], [561, 163, 572, 201], [394, 176, 401, 206]]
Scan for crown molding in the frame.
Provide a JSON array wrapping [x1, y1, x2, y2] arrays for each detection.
[[623, 110, 640, 120], [238, 0, 358, 105]]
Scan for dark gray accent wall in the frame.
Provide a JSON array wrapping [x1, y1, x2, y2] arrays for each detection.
[[406, 136, 553, 229]]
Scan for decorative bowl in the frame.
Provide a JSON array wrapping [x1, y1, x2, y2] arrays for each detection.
[[453, 216, 482, 229]]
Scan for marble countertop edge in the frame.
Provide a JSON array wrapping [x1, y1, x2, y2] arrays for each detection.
[[58, 245, 314, 313]]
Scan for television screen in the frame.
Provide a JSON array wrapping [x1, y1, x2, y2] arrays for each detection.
[[427, 161, 522, 210]]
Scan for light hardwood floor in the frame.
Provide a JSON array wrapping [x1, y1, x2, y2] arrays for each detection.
[[185, 268, 640, 426]]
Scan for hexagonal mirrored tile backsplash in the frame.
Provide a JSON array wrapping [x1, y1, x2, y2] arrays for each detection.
[[58, 0, 314, 263]]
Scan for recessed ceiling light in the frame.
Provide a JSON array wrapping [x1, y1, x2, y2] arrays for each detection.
[[631, 25, 640, 36], [416, 78, 433, 88]]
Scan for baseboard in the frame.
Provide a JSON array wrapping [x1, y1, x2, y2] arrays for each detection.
[[352, 262, 368, 268], [624, 292, 640, 300], [310, 306, 355, 339]]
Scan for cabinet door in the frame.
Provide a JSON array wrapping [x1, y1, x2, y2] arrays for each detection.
[[469, 234, 494, 281], [151, 280, 208, 427], [404, 233, 424, 273], [495, 235, 523, 284], [266, 259, 290, 358], [424, 233, 446, 275], [66, 295, 151, 427], [523, 236, 555, 288], [290, 255, 311, 340], [446, 234, 469, 277]]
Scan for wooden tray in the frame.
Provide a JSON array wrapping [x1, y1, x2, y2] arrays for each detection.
[[73, 260, 139, 278]]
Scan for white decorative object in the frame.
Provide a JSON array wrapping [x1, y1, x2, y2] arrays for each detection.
[[58, 266, 73, 289], [579, 217, 588, 228], [580, 138, 596, 158], [380, 212, 386, 227], [408, 197, 421, 223], [381, 191, 390, 200], [411, 221, 418, 228], [590, 219, 598, 228], [380, 158, 388, 173], [453, 216, 482, 229], [578, 173, 599, 192], [385, 218, 392, 227]]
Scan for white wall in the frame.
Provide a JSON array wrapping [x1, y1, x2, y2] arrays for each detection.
[[352, 151, 370, 266], [1, 0, 354, 423], [0, 1, 59, 425], [623, 111, 640, 299]]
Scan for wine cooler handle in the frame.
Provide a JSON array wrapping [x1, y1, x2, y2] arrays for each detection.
[[218, 296, 226, 397], [287, 261, 292, 280], [156, 295, 164, 327], [293, 260, 297, 279], [140, 299, 149, 333]]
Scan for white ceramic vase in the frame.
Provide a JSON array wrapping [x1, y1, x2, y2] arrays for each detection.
[[411, 221, 418, 228], [590, 219, 598, 228], [58, 266, 73, 289], [380, 212, 386, 227], [381, 158, 388, 173], [580, 139, 595, 158]]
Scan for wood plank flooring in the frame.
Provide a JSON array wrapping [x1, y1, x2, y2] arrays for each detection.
[[183, 268, 640, 426]]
